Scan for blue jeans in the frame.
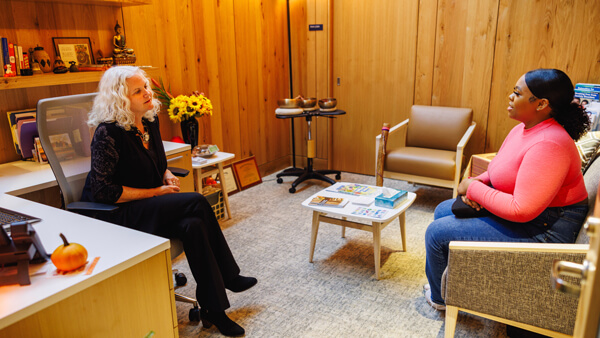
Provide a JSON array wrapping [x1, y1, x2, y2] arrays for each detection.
[[425, 199, 588, 305]]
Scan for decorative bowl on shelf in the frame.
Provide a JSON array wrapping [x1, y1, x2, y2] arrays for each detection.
[[192, 144, 219, 158], [277, 98, 301, 108], [318, 98, 337, 109]]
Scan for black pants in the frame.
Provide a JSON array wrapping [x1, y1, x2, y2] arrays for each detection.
[[100, 192, 240, 311]]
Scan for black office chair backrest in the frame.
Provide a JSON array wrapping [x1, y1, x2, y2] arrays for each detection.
[[37, 93, 96, 207]]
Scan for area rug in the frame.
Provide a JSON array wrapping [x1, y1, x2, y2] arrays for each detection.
[[172, 171, 507, 337]]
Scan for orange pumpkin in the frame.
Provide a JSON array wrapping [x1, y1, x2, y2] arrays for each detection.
[[51, 233, 88, 272]]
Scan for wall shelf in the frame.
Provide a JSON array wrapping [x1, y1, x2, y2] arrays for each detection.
[[0, 67, 159, 91], [11, 0, 151, 7]]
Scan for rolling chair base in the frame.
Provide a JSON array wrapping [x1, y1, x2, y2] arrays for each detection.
[[276, 165, 341, 193]]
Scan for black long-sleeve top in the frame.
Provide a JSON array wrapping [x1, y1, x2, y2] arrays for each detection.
[[81, 117, 167, 204]]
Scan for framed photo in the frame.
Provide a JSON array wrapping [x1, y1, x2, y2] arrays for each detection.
[[222, 165, 239, 195], [232, 156, 262, 191], [52, 37, 94, 65]]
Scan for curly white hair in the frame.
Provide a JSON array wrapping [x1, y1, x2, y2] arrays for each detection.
[[88, 66, 160, 130]]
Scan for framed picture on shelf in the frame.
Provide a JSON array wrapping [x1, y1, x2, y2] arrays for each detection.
[[220, 165, 239, 195], [52, 37, 94, 65], [232, 156, 262, 191]]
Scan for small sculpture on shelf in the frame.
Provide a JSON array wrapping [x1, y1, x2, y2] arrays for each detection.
[[112, 21, 136, 65], [30, 46, 52, 73], [68, 61, 79, 72], [52, 56, 68, 74]]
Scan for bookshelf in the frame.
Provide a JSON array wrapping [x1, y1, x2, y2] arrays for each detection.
[[0, 67, 159, 90]]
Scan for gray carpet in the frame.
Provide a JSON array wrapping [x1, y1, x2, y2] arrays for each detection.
[[172, 172, 508, 337]]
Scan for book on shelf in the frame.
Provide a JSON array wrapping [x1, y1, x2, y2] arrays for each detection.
[[2, 37, 10, 76], [309, 196, 349, 208], [13, 44, 20, 74], [7, 42, 16, 77], [327, 183, 380, 196]]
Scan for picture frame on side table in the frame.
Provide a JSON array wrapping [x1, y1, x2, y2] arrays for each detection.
[[222, 165, 240, 195], [52, 37, 94, 65], [232, 156, 262, 191]]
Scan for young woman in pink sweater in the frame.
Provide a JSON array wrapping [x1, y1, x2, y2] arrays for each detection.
[[424, 69, 591, 310]]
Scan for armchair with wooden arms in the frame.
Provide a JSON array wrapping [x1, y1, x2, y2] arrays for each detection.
[[36, 93, 201, 322], [375, 105, 476, 197], [441, 150, 600, 337]]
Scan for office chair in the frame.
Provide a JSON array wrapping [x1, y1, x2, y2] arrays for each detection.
[[36, 93, 201, 322]]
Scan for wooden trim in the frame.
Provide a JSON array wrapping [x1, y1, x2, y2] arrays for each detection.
[[453, 307, 572, 338], [449, 241, 589, 253]]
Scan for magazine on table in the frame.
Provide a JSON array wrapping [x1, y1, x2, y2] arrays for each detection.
[[351, 207, 388, 219], [309, 196, 349, 208], [327, 183, 380, 196]]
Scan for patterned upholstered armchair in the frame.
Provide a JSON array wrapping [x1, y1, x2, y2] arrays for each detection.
[[442, 150, 600, 337], [375, 105, 476, 198]]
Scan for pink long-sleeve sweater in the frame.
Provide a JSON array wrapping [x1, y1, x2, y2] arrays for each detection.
[[467, 118, 587, 222]]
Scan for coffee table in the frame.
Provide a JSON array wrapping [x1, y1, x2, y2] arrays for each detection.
[[302, 182, 417, 279]]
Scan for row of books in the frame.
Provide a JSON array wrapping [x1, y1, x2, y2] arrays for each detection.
[[1, 37, 30, 77]]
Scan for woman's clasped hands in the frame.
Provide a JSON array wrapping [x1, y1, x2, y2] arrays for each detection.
[[458, 177, 482, 211]]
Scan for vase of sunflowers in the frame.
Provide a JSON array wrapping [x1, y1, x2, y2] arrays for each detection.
[[151, 78, 213, 147]]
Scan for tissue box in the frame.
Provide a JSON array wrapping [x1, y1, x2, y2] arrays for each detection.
[[374, 190, 408, 209]]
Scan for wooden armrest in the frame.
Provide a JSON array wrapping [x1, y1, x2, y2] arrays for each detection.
[[456, 122, 477, 151]]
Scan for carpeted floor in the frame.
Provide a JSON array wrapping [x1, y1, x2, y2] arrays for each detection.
[[172, 171, 508, 337]]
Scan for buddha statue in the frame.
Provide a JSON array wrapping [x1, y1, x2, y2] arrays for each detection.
[[113, 21, 135, 57]]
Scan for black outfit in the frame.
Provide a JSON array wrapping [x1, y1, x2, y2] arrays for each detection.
[[81, 117, 239, 311]]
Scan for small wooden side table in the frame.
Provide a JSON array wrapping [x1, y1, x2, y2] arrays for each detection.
[[192, 151, 235, 220]]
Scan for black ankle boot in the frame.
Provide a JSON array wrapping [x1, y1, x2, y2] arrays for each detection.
[[200, 309, 245, 336], [225, 275, 257, 293]]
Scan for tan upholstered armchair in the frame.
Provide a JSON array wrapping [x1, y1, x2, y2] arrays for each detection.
[[442, 149, 600, 337], [375, 105, 476, 198]]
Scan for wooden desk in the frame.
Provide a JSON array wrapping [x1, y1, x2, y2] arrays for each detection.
[[0, 141, 191, 337], [192, 151, 235, 220]]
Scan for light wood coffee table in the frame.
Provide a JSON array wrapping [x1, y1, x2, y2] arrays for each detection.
[[302, 182, 417, 279]]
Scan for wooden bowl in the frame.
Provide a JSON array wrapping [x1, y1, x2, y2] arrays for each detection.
[[318, 98, 337, 109], [278, 98, 301, 108]]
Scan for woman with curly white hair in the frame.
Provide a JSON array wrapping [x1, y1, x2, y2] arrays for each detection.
[[82, 66, 255, 336]]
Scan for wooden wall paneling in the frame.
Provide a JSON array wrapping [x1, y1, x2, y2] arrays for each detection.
[[234, 0, 262, 163], [431, 0, 498, 156], [487, 0, 600, 152], [314, 0, 329, 166], [332, 0, 418, 175], [260, 0, 292, 165], [413, 0, 437, 106], [211, 0, 242, 160], [194, 0, 229, 151], [289, 0, 308, 168], [189, 0, 218, 147]]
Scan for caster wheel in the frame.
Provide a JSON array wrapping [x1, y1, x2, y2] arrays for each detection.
[[189, 307, 200, 322], [175, 272, 187, 287], [277, 177, 283, 184], [289, 187, 296, 193], [335, 173, 341, 180]]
